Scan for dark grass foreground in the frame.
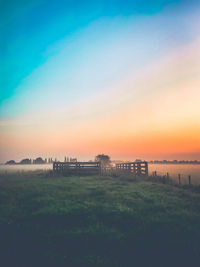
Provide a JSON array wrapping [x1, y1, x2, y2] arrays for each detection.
[[0, 173, 200, 267]]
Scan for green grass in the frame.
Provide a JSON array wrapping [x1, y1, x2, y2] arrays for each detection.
[[0, 172, 200, 267]]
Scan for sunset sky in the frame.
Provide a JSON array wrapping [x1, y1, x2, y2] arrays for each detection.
[[1, 0, 200, 162]]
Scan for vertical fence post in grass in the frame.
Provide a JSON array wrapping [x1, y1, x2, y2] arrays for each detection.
[[188, 175, 191, 185], [178, 174, 181, 185], [166, 172, 169, 183]]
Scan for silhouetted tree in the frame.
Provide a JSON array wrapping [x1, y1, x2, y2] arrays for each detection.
[[95, 154, 111, 167], [5, 160, 16, 165], [33, 157, 45, 164], [20, 158, 31, 164]]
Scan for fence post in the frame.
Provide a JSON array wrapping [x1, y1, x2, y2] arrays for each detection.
[[145, 162, 148, 175], [178, 174, 181, 185], [129, 163, 131, 173], [188, 175, 191, 185], [137, 163, 141, 175]]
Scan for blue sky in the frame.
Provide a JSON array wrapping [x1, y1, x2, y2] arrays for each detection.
[[1, 0, 195, 106]]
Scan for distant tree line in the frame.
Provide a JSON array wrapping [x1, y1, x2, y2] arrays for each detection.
[[5, 154, 114, 166], [149, 160, 200, 164], [5, 156, 78, 165], [6, 157, 48, 165]]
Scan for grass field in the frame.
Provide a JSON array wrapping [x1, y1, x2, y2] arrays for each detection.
[[0, 172, 200, 267]]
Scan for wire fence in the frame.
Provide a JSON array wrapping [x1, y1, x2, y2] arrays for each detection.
[[150, 171, 196, 185]]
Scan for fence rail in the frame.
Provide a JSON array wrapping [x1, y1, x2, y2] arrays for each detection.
[[115, 162, 148, 175], [53, 161, 101, 175]]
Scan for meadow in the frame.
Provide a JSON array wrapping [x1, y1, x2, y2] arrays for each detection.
[[0, 172, 200, 267]]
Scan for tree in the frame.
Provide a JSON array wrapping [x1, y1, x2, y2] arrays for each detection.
[[20, 158, 31, 164], [95, 154, 111, 167], [5, 160, 16, 165], [33, 157, 45, 164]]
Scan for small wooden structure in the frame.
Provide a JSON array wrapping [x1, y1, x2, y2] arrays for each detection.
[[53, 161, 101, 176], [115, 161, 148, 175]]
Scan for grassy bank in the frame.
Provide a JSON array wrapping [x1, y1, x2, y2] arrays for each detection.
[[0, 173, 200, 266]]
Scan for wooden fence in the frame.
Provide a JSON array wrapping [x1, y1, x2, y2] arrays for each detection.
[[53, 161, 101, 176], [115, 162, 148, 175]]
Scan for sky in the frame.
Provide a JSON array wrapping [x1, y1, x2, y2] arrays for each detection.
[[0, 0, 200, 162]]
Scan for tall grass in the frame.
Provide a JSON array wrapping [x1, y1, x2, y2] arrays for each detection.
[[0, 172, 200, 266]]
